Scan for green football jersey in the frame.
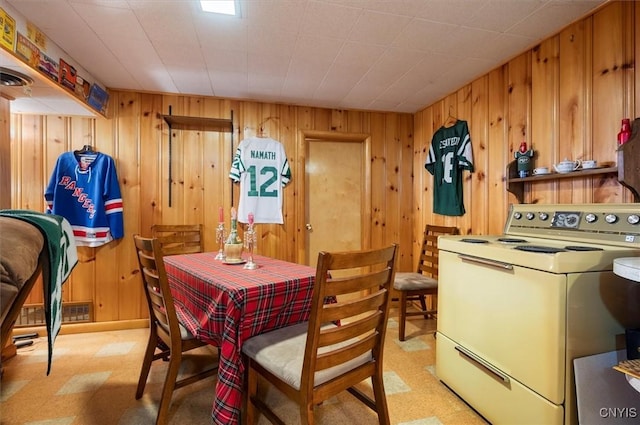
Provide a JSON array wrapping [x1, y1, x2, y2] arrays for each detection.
[[425, 120, 474, 216]]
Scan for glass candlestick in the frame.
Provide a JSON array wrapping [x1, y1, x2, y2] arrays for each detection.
[[214, 222, 227, 260], [243, 223, 258, 270]]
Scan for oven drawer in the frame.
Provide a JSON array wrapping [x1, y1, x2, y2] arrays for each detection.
[[436, 333, 564, 425], [437, 250, 567, 403]]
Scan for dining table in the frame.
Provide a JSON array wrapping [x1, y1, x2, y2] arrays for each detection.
[[163, 252, 317, 425]]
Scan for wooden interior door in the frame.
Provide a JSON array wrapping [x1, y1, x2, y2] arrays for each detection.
[[305, 138, 364, 277]]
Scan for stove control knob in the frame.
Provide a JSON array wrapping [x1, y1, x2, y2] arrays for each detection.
[[585, 213, 597, 223], [628, 214, 640, 225], [513, 212, 522, 220], [605, 214, 618, 224], [539, 213, 549, 221], [526, 212, 535, 220]]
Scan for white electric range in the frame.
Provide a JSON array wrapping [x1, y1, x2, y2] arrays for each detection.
[[435, 203, 640, 425]]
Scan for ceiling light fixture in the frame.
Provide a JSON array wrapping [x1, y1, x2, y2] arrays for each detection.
[[200, 0, 238, 16], [0, 67, 33, 87]]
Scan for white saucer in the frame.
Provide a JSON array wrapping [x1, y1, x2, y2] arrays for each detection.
[[534, 171, 551, 176], [223, 259, 247, 265]]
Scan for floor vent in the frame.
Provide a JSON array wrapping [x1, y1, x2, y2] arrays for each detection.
[[16, 302, 93, 327]]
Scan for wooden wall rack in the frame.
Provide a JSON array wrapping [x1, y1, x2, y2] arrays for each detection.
[[506, 119, 640, 203], [162, 107, 234, 207]]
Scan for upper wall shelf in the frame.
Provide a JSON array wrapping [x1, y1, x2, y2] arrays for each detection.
[[506, 117, 640, 203], [506, 164, 619, 203], [162, 115, 233, 132], [162, 108, 234, 207]]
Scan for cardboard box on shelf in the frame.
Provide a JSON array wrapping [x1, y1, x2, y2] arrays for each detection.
[[75, 75, 91, 100], [88, 83, 109, 114], [0, 7, 16, 51], [38, 52, 59, 82], [15, 32, 39, 68], [59, 58, 77, 92]]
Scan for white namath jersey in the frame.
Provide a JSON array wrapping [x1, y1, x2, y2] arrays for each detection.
[[229, 137, 291, 224]]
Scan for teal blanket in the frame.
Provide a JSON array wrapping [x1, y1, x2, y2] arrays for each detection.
[[0, 209, 78, 374]]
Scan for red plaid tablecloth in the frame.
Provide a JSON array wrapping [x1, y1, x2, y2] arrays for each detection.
[[163, 253, 316, 425]]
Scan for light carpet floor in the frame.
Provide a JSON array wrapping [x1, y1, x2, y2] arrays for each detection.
[[0, 313, 488, 425]]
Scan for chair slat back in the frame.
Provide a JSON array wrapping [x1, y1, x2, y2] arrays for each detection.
[[151, 224, 203, 256], [416, 225, 458, 277], [302, 244, 398, 382], [133, 235, 179, 340]]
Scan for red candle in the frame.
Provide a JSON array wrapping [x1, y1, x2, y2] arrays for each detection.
[[248, 212, 254, 225], [218, 206, 224, 223]]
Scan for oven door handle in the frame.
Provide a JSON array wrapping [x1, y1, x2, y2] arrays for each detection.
[[458, 254, 514, 270], [455, 345, 511, 383]]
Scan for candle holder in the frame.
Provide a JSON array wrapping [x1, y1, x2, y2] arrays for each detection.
[[214, 222, 227, 260], [243, 223, 258, 270]]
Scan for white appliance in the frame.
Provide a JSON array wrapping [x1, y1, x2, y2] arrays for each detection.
[[435, 203, 640, 425]]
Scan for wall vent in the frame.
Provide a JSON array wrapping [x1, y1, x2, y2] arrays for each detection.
[[17, 302, 93, 327]]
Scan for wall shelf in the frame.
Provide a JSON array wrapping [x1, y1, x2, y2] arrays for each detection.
[[163, 107, 234, 207], [161, 115, 233, 132], [506, 118, 640, 203]]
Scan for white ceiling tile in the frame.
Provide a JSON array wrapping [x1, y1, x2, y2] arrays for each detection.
[[246, 0, 307, 33], [194, 13, 248, 47], [133, 67, 178, 94], [348, 10, 412, 46], [299, 1, 363, 39], [358, 48, 425, 87], [202, 49, 248, 73], [247, 26, 297, 57], [506, 1, 603, 39], [292, 34, 343, 63], [132, 1, 199, 45], [152, 40, 206, 67], [167, 67, 213, 96], [209, 71, 248, 96], [392, 18, 457, 52], [323, 0, 427, 17], [465, 0, 541, 32], [471, 33, 534, 62], [71, 2, 146, 40], [4, 0, 607, 115], [247, 52, 291, 77], [416, 0, 490, 25], [334, 42, 386, 69]]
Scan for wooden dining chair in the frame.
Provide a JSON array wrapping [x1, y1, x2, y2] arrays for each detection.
[[242, 244, 398, 425], [151, 224, 204, 256], [133, 235, 219, 425], [393, 224, 458, 341]]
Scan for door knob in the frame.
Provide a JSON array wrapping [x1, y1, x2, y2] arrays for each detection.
[[306, 223, 313, 231]]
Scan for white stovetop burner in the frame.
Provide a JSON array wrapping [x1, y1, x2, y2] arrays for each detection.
[[438, 203, 640, 274]]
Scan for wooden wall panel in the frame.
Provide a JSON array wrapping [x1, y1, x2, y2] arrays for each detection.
[[487, 67, 507, 234], [369, 112, 386, 253], [10, 96, 414, 323], [8, 1, 638, 327], [559, 19, 591, 203], [412, 1, 635, 265], [1, 96, 9, 210], [469, 76, 489, 235], [456, 86, 473, 236], [592, 2, 629, 203], [507, 52, 531, 207], [531, 37, 560, 204]]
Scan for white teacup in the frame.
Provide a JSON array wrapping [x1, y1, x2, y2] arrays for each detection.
[[582, 160, 597, 169], [533, 167, 550, 175]]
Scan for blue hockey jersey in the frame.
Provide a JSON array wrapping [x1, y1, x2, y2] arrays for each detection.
[[45, 151, 124, 247]]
